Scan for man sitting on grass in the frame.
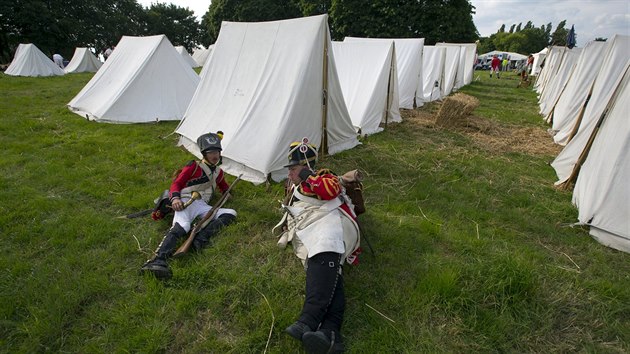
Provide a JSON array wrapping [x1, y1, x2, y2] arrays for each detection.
[[140, 131, 237, 280]]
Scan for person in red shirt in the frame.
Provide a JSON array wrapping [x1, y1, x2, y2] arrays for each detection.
[[526, 54, 535, 75], [491, 54, 501, 78], [276, 140, 360, 354], [140, 131, 237, 279]]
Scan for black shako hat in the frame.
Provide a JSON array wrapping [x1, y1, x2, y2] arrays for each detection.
[[284, 140, 317, 168], [197, 131, 223, 153]]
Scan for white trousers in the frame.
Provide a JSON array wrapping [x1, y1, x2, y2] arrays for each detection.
[[172, 198, 237, 232]]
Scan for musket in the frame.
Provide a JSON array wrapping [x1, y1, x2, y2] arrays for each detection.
[[172, 175, 242, 257]]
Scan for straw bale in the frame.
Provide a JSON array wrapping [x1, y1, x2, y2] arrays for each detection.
[[434, 93, 480, 128]]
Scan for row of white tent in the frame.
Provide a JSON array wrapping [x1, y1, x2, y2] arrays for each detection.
[[5, 44, 103, 76], [4, 42, 201, 77], [533, 35, 630, 254], [5, 15, 477, 185]]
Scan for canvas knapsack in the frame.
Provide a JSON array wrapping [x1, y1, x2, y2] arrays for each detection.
[[340, 170, 366, 216]]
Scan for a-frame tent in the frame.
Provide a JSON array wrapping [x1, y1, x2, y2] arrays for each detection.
[[67, 35, 200, 123], [332, 40, 401, 136], [539, 47, 581, 119], [175, 15, 359, 184], [5, 43, 65, 77], [551, 35, 630, 187], [192, 45, 213, 67], [345, 37, 424, 109], [530, 47, 547, 76], [572, 67, 630, 253], [441, 45, 461, 98], [436, 42, 477, 89], [64, 47, 103, 73], [549, 41, 608, 145], [535, 46, 567, 95], [421, 46, 446, 102], [175, 46, 199, 68]]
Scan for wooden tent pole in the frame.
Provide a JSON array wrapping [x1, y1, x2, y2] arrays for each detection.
[[321, 23, 329, 156]]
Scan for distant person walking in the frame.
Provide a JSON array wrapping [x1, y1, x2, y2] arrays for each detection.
[[526, 54, 534, 75], [502, 57, 509, 72], [490, 55, 501, 78], [52, 53, 64, 69]]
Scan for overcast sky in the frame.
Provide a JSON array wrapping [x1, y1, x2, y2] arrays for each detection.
[[138, 0, 629, 46], [470, 0, 629, 44]]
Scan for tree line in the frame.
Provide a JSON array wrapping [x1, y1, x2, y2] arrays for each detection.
[[203, 0, 478, 45], [1, 0, 201, 63], [477, 20, 576, 55], [1, 0, 479, 63], [1, 0, 593, 66]]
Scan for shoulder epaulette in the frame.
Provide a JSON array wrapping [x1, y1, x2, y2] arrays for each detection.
[[316, 168, 335, 176]]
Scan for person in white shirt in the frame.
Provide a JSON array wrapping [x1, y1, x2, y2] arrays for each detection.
[[52, 53, 64, 68]]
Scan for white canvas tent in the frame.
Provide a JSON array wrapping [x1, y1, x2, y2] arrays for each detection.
[[478, 50, 527, 63], [5, 43, 65, 77], [192, 45, 214, 67], [571, 68, 630, 253], [345, 37, 424, 109], [441, 45, 461, 97], [551, 35, 630, 187], [64, 47, 103, 73], [332, 40, 401, 136], [531, 47, 548, 76], [437, 43, 477, 89], [421, 46, 446, 101], [175, 15, 359, 184], [67, 35, 200, 123], [535, 46, 567, 95], [548, 41, 607, 145], [539, 47, 581, 119], [175, 46, 199, 68]]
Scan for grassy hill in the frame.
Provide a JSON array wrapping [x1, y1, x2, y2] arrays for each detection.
[[0, 71, 628, 353]]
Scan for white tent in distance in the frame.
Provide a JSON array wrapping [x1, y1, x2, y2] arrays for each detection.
[[332, 40, 401, 136], [345, 37, 424, 109], [5, 43, 65, 77], [175, 46, 200, 68], [64, 47, 103, 73], [67, 35, 200, 123]]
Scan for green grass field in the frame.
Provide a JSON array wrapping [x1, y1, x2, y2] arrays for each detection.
[[0, 70, 628, 353]]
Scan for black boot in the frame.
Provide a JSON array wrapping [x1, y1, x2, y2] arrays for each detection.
[[140, 223, 187, 279], [191, 214, 236, 251], [303, 329, 344, 353], [285, 321, 312, 341]]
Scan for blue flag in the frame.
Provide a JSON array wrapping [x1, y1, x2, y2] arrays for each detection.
[[566, 25, 576, 49]]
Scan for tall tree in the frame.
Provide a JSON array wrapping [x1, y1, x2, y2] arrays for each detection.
[[550, 20, 567, 45], [479, 20, 552, 55], [299, 0, 332, 15], [0, 0, 147, 62], [331, 0, 478, 43], [145, 3, 201, 51], [205, 0, 302, 44], [330, 0, 413, 40]]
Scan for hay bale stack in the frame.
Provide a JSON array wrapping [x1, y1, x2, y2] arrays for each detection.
[[435, 93, 479, 128]]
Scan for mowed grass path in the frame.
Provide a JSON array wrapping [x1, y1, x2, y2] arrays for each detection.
[[0, 71, 628, 353]]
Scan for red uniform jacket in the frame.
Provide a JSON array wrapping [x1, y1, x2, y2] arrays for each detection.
[[169, 160, 230, 201]]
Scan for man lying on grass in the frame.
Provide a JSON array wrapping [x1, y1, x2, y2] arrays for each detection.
[[274, 140, 361, 354], [140, 131, 237, 280]]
